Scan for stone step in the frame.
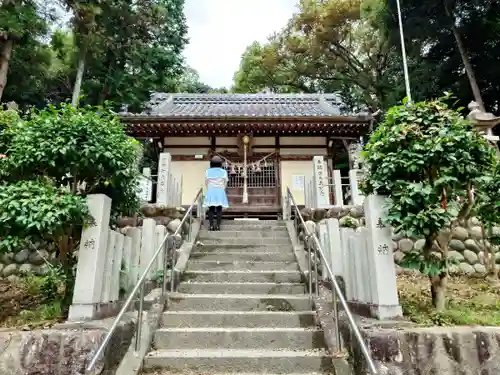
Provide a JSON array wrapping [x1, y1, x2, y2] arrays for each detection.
[[199, 230, 289, 239], [178, 282, 306, 294], [187, 260, 298, 271], [153, 327, 325, 350], [142, 372, 334, 375], [160, 311, 316, 328], [182, 270, 303, 283], [194, 244, 294, 253], [190, 251, 296, 262], [218, 225, 288, 232], [201, 238, 291, 245], [168, 293, 312, 311], [222, 220, 285, 225], [143, 349, 333, 373]]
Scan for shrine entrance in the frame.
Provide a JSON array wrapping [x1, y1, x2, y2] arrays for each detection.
[[218, 152, 280, 215]]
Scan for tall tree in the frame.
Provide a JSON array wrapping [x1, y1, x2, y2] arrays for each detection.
[[232, 0, 403, 111], [0, 0, 49, 102], [382, 0, 500, 111]]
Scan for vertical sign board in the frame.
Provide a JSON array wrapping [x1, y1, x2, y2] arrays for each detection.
[[156, 152, 171, 206], [137, 175, 153, 203], [364, 194, 402, 319], [312, 156, 330, 209]]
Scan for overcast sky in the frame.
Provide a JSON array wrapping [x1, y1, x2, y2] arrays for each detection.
[[183, 0, 298, 89]]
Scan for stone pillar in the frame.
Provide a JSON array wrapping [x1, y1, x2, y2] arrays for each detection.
[[340, 227, 355, 301], [155, 225, 167, 274], [110, 233, 124, 301], [157, 152, 172, 206], [126, 227, 142, 290], [101, 230, 116, 302], [332, 170, 343, 206], [349, 169, 364, 205], [312, 156, 329, 208], [318, 221, 329, 281], [121, 234, 133, 293], [140, 218, 156, 280], [364, 195, 402, 319], [138, 167, 153, 203], [325, 218, 343, 277], [68, 194, 111, 321]]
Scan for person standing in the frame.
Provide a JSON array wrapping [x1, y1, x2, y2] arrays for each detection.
[[203, 156, 229, 231]]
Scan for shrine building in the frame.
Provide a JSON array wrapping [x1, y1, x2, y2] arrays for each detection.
[[120, 93, 372, 217]]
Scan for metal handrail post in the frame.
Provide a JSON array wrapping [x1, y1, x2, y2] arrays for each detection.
[[87, 188, 202, 372], [286, 187, 378, 374]]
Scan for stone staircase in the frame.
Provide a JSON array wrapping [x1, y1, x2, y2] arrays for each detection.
[[142, 220, 335, 374]]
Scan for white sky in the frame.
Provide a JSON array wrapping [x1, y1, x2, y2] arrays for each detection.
[[183, 0, 298, 89]]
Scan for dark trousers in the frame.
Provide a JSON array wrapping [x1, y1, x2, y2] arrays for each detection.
[[208, 205, 222, 228]]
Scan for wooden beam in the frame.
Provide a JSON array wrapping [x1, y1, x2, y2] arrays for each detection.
[[163, 144, 327, 149]]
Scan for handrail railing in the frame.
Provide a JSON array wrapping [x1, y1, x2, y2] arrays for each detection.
[[87, 188, 204, 372], [285, 187, 378, 374]]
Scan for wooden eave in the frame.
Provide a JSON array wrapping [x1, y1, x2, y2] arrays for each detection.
[[121, 115, 371, 138]]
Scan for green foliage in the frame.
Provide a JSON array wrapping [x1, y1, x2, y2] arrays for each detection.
[[1, 103, 142, 217], [362, 96, 496, 275], [0, 179, 91, 251]]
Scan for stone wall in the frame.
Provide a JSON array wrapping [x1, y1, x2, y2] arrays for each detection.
[[0, 206, 188, 282], [0, 315, 135, 375], [300, 207, 500, 277], [0, 242, 56, 282]]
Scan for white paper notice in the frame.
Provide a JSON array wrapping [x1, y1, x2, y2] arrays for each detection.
[[292, 175, 305, 190]]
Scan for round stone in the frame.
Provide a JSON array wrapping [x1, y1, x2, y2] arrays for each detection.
[[392, 231, 405, 242], [469, 226, 483, 240], [312, 209, 327, 221], [451, 227, 469, 241], [393, 250, 405, 263], [167, 218, 182, 233], [447, 251, 465, 262], [349, 206, 364, 218], [326, 207, 342, 219], [2, 252, 14, 264], [28, 250, 49, 266], [34, 264, 50, 276], [458, 262, 475, 275], [464, 239, 481, 253], [449, 239, 465, 251], [474, 263, 487, 275], [6, 275, 20, 284], [19, 264, 33, 275], [14, 249, 30, 263], [2, 263, 18, 277], [468, 216, 481, 226], [414, 239, 426, 251], [399, 239, 414, 253], [463, 249, 479, 265]]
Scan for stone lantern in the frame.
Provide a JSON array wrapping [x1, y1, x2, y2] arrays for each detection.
[[467, 101, 500, 142]]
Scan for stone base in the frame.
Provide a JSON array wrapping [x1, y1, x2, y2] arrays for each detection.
[[68, 301, 123, 322], [347, 301, 403, 320]]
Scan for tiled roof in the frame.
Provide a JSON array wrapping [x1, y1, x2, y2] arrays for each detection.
[[120, 93, 367, 118]]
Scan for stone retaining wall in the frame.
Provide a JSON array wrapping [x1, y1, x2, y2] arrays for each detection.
[[0, 206, 187, 281], [0, 315, 135, 375], [300, 207, 500, 277]]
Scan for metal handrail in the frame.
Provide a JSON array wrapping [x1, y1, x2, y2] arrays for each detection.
[[286, 187, 378, 374], [87, 188, 203, 371]]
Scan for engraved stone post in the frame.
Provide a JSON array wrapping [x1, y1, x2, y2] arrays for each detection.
[[68, 194, 111, 321], [157, 152, 172, 206], [364, 195, 402, 319], [312, 156, 329, 208]]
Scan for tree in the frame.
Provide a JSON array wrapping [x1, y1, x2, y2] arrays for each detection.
[[176, 66, 212, 93], [0, 104, 142, 270], [381, 0, 500, 111], [361, 96, 496, 311], [232, 0, 403, 111], [0, 0, 49, 101]]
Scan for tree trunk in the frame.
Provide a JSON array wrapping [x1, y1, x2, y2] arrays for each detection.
[[430, 273, 448, 311], [71, 51, 86, 107], [443, 0, 485, 110], [0, 39, 14, 102]]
